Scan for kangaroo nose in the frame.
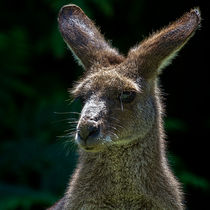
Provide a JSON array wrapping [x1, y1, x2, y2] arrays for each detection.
[[79, 125, 99, 141], [76, 121, 100, 148]]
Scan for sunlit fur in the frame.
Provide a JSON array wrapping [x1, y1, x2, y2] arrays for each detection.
[[48, 5, 201, 210]]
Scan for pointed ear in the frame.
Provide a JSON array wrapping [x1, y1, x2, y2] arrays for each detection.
[[127, 8, 201, 79], [58, 4, 124, 69]]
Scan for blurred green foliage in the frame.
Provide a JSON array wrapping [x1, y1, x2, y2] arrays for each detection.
[[0, 0, 209, 209]]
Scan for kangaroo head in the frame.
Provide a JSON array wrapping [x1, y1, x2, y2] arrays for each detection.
[[58, 5, 201, 152]]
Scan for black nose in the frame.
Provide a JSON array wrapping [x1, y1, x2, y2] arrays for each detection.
[[76, 122, 100, 148]]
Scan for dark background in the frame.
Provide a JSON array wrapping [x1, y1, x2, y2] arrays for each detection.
[[0, 0, 209, 209]]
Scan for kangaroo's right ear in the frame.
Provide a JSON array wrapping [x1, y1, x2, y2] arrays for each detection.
[[58, 4, 124, 69], [125, 8, 201, 80]]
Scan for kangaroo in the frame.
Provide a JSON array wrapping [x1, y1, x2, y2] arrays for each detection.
[[48, 4, 201, 210]]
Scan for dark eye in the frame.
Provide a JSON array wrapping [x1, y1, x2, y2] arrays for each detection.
[[119, 91, 136, 103]]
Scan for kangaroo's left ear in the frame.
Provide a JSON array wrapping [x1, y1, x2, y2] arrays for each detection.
[[58, 4, 124, 69], [127, 8, 201, 80]]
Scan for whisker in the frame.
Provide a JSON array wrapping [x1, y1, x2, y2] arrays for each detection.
[[57, 135, 71, 138], [68, 121, 79, 124], [110, 126, 118, 132], [110, 121, 125, 130], [65, 129, 77, 133], [54, 112, 72, 115], [107, 124, 119, 132], [68, 112, 81, 115], [110, 131, 119, 139], [109, 116, 121, 122], [66, 135, 76, 138], [109, 116, 126, 130], [63, 139, 77, 155], [52, 119, 76, 123], [68, 134, 76, 138], [114, 123, 125, 129], [64, 129, 76, 134], [55, 111, 81, 115], [68, 117, 79, 120]]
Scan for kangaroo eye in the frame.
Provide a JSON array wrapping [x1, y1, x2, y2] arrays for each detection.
[[119, 91, 136, 103]]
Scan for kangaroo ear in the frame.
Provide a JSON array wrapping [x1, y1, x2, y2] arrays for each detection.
[[127, 8, 201, 79], [58, 4, 124, 69]]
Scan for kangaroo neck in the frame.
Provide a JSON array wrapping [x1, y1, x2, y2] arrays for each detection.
[[65, 124, 182, 209], [78, 124, 164, 187]]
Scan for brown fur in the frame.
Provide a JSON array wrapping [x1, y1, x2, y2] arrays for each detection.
[[48, 4, 201, 210]]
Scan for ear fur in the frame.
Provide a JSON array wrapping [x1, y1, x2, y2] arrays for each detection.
[[58, 4, 124, 69], [127, 8, 201, 79]]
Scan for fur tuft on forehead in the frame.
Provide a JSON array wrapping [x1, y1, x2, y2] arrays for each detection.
[[71, 69, 141, 97]]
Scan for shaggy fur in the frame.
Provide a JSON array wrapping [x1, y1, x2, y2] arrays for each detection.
[[48, 4, 201, 210]]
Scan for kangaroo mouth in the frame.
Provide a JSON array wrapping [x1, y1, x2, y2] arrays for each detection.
[[83, 146, 94, 151], [79, 144, 103, 152], [75, 133, 102, 152]]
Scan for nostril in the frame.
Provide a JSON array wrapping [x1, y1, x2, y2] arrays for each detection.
[[88, 126, 99, 137], [78, 124, 100, 143]]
